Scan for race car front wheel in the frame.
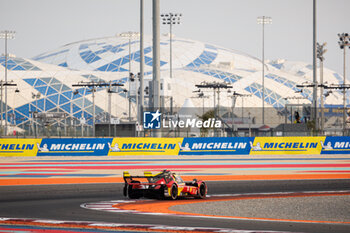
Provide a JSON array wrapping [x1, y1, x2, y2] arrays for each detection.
[[170, 184, 178, 200]]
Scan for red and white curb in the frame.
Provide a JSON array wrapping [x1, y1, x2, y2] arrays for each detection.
[[0, 217, 285, 233]]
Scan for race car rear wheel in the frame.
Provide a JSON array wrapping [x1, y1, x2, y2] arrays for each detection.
[[196, 182, 207, 199], [128, 180, 142, 199], [170, 184, 178, 200], [158, 186, 166, 200], [123, 184, 128, 197]]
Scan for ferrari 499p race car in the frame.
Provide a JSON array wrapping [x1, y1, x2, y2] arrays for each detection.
[[123, 170, 207, 200]]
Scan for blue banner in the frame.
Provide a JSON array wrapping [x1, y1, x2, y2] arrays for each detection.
[[37, 138, 113, 156], [321, 136, 350, 154], [178, 137, 254, 155]]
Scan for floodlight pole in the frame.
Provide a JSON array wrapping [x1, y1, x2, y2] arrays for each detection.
[[153, 0, 161, 137], [317, 42, 327, 134], [107, 87, 119, 137], [3, 36, 6, 136], [217, 88, 220, 119], [231, 95, 237, 130], [89, 88, 95, 137], [257, 16, 271, 125], [70, 91, 75, 136], [0, 30, 15, 136], [343, 46, 346, 134], [82, 95, 85, 137], [248, 112, 252, 136], [129, 72, 134, 122], [13, 88, 19, 127], [0, 81, 17, 136], [28, 103, 34, 137], [36, 95, 39, 137], [294, 1, 318, 132], [213, 88, 216, 116], [0, 81, 2, 135], [170, 18, 173, 80], [312, 0, 318, 132], [31, 92, 40, 138], [108, 83, 112, 136], [338, 33, 350, 135], [140, 0, 145, 127], [320, 52, 324, 134], [71, 92, 73, 136], [161, 12, 182, 81], [129, 42, 131, 122], [119, 32, 140, 122], [241, 94, 252, 122], [229, 91, 241, 131], [70, 89, 80, 137], [241, 97, 244, 122], [136, 73, 141, 127]]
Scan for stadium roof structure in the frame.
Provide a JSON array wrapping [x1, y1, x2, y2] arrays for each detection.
[[0, 33, 347, 133]]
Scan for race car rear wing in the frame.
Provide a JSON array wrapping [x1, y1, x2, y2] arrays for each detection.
[[123, 170, 172, 183], [123, 171, 155, 182]]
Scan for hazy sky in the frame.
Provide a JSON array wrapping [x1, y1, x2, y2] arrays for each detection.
[[0, 0, 349, 75]]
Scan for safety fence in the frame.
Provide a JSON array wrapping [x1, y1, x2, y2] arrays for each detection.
[[6, 106, 350, 138]]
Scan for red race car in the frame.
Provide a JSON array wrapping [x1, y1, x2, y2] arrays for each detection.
[[123, 169, 207, 200]]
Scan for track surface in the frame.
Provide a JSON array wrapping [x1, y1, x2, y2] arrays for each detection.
[[1, 180, 350, 233], [1, 156, 350, 185]]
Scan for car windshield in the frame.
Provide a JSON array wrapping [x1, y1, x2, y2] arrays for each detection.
[[148, 170, 173, 183], [174, 174, 184, 183]]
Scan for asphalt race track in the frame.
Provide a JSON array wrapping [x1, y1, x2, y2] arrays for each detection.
[[1, 180, 350, 233]]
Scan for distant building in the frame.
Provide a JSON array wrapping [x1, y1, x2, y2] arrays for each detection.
[[0, 33, 347, 134]]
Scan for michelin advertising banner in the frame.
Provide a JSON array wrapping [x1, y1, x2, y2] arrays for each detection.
[[108, 137, 183, 156], [249, 137, 325, 155], [0, 136, 350, 156], [320, 136, 350, 154], [178, 137, 254, 155], [0, 139, 41, 156], [37, 138, 112, 156]]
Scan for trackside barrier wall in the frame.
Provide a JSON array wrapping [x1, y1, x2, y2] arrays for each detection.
[[0, 137, 349, 156]]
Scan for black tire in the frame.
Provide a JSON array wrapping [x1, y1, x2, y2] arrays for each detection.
[[128, 180, 141, 199], [170, 184, 178, 200], [158, 186, 166, 200], [196, 182, 206, 199], [123, 184, 128, 197]]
